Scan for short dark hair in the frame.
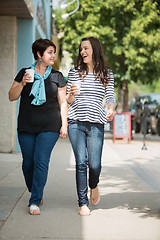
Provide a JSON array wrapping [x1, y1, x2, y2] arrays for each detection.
[[32, 38, 56, 60]]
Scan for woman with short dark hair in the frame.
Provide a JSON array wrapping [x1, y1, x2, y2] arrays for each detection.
[[9, 38, 68, 215]]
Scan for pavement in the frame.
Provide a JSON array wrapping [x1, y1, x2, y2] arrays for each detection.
[[0, 133, 160, 240]]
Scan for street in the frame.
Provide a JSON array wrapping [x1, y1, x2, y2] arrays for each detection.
[[0, 134, 160, 240]]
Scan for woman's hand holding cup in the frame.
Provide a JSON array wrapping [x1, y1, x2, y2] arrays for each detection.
[[70, 81, 81, 96], [67, 81, 81, 104], [21, 69, 34, 87]]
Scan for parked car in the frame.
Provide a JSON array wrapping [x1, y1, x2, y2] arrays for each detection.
[[129, 93, 160, 135], [146, 93, 160, 135]]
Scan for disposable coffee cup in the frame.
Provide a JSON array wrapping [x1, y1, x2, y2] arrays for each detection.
[[72, 80, 81, 94], [25, 69, 34, 83]]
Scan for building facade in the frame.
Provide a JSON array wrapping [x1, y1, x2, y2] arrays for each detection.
[[0, 0, 52, 152]]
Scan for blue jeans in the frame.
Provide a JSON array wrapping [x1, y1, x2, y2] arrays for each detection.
[[18, 131, 59, 207], [68, 121, 104, 207]]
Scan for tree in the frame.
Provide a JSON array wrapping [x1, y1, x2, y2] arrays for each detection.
[[54, 0, 160, 111]]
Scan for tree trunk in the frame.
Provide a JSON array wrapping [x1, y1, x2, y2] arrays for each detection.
[[122, 80, 128, 112], [116, 84, 122, 113]]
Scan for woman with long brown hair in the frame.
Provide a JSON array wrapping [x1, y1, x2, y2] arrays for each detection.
[[66, 37, 116, 215]]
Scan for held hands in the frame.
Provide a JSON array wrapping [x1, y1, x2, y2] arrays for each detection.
[[60, 125, 68, 139]]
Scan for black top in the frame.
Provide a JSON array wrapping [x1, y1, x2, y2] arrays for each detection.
[[15, 68, 66, 133]]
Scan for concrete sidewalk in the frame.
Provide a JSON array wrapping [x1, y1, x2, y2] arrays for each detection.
[[0, 137, 160, 240]]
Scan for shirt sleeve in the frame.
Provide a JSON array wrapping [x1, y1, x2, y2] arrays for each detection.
[[14, 68, 26, 83], [58, 72, 66, 88], [105, 69, 116, 106]]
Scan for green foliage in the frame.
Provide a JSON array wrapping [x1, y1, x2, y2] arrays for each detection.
[[154, 78, 160, 93], [54, 0, 160, 86], [124, 1, 160, 84]]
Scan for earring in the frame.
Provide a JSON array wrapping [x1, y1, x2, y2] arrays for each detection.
[[39, 59, 42, 64]]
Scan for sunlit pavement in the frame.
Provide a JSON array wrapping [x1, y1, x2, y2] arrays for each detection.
[[0, 134, 160, 240]]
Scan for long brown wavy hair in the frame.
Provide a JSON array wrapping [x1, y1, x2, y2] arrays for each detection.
[[74, 37, 109, 86]]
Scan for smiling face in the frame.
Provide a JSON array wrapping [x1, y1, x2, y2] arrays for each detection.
[[39, 46, 56, 66], [80, 40, 93, 66]]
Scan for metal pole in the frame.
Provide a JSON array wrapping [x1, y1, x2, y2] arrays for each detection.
[[142, 103, 148, 150]]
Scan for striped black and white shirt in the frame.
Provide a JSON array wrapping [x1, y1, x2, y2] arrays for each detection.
[[66, 67, 116, 124]]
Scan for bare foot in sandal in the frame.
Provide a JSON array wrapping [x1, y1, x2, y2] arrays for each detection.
[[79, 205, 91, 216], [29, 205, 40, 215], [90, 186, 100, 205]]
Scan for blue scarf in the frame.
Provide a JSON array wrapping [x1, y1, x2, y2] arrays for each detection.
[[29, 62, 52, 106]]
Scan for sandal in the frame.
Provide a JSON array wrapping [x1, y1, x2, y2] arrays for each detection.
[[29, 205, 40, 215]]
